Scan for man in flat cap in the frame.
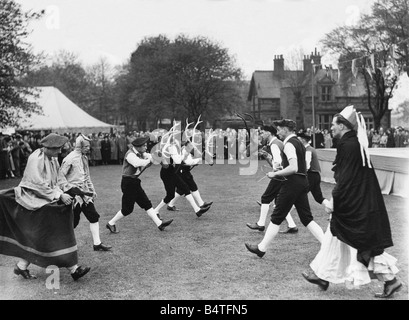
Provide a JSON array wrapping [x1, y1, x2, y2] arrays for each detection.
[[245, 119, 325, 258], [58, 134, 112, 252], [106, 135, 173, 233], [247, 125, 298, 233], [0, 133, 90, 281], [302, 106, 402, 298]]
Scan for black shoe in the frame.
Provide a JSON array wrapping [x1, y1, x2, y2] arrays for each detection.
[[302, 271, 329, 291], [256, 201, 262, 206], [375, 278, 403, 298], [14, 265, 37, 279], [106, 223, 119, 234], [196, 205, 210, 217], [200, 201, 213, 209], [279, 227, 299, 234], [167, 206, 179, 211], [246, 222, 265, 232], [245, 243, 265, 258], [93, 243, 112, 251], [158, 219, 174, 231], [71, 266, 91, 281]]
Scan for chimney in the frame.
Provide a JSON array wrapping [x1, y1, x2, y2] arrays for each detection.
[[303, 54, 312, 73], [311, 47, 322, 70], [274, 54, 284, 77]]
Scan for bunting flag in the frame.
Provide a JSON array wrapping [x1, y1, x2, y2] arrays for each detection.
[[330, 38, 409, 79], [366, 66, 373, 79], [370, 53, 375, 70], [351, 59, 359, 78]]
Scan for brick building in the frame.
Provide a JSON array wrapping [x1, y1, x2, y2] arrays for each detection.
[[247, 48, 391, 130]]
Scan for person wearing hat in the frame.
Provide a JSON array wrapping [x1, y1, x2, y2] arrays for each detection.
[[58, 134, 112, 252], [0, 133, 91, 281], [153, 135, 211, 218], [302, 106, 402, 298], [245, 119, 325, 258], [247, 125, 298, 233], [106, 135, 173, 233], [297, 131, 330, 207], [163, 137, 212, 216]]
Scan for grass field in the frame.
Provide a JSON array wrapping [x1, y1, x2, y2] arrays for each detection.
[[0, 161, 408, 300]]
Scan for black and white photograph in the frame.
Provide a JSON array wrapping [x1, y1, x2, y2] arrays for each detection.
[[1, 0, 408, 307]]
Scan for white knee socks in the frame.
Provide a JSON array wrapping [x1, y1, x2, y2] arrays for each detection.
[[109, 210, 124, 226], [285, 207, 297, 228], [257, 204, 270, 226], [147, 208, 162, 226], [191, 190, 204, 207], [258, 222, 280, 252], [168, 192, 181, 207], [155, 199, 167, 213], [68, 265, 78, 273], [185, 194, 200, 213], [89, 222, 101, 245]]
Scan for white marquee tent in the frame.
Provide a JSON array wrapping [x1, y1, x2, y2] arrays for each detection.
[[17, 86, 117, 134]]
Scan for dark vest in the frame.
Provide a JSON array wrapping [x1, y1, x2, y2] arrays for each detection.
[[305, 144, 321, 173], [281, 136, 307, 175], [122, 149, 143, 178]]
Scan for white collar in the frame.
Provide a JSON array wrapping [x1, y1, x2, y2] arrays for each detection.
[[283, 133, 297, 145], [268, 136, 277, 146]]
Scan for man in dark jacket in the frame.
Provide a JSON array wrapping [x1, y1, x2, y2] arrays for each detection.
[[302, 105, 402, 298]]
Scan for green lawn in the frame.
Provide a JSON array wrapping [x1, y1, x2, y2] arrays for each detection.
[[0, 161, 407, 300]]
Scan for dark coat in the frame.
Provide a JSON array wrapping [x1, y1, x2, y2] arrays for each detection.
[[330, 130, 393, 266]]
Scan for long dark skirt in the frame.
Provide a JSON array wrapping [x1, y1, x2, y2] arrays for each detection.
[[0, 189, 78, 268]]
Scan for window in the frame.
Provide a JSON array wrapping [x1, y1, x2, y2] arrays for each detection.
[[321, 86, 332, 101], [318, 114, 332, 130], [363, 117, 374, 130]]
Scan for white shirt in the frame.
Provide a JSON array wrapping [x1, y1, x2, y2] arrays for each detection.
[[269, 136, 282, 165], [283, 133, 297, 161], [304, 143, 312, 170], [126, 147, 152, 168]]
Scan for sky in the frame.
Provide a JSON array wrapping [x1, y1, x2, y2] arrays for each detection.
[[15, 0, 408, 111], [16, 0, 376, 80]]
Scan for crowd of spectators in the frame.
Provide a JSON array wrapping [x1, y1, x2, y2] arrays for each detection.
[[1, 125, 408, 180]]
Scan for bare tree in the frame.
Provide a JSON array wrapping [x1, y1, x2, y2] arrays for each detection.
[[320, 0, 409, 129]]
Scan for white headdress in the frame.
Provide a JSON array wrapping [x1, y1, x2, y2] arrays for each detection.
[[340, 105, 371, 168]]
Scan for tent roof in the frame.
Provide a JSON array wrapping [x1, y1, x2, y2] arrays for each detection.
[[18, 86, 114, 131]]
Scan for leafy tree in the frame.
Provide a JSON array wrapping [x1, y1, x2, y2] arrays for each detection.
[[320, 0, 409, 129], [125, 34, 244, 130], [86, 57, 116, 123], [0, 0, 43, 128], [23, 50, 92, 112]]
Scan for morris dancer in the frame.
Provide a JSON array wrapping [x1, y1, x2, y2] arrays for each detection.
[[166, 119, 213, 214], [247, 125, 298, 233], [245, 119, 325, 258], [106, 136, 173, 233], [152, 127, 209, 218]]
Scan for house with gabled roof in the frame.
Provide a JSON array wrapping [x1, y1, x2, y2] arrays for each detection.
[[247, 48, 391, 130]]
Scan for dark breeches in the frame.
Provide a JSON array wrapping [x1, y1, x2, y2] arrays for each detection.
[[121, 177, 152, 215]]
